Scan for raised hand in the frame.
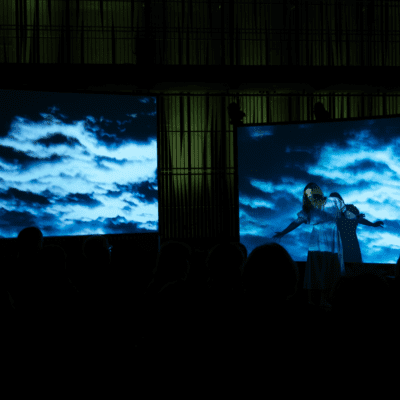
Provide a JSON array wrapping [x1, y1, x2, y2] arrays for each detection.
[[374, 221, 384, 228]]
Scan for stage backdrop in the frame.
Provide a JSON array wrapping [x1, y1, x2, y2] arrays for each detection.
[[0, 89, 158, 239], [237, 115, 400, 265]]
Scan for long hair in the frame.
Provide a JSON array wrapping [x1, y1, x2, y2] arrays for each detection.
[[329, 192, 344, 202], [329, 193, 360, 217], [302, 183, 327, 223]]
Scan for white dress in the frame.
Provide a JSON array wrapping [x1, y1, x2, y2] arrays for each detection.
[[296, 196, 347, 292]]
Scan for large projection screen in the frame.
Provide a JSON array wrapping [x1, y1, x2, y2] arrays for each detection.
[[237, 115, 400, 265], [0, 89, 158, 239]]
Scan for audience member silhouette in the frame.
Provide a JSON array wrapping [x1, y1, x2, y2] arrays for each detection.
[[2, 225, 398, 356], [240, 243, 305, 332]]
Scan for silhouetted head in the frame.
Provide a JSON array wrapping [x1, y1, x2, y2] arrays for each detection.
[[329, 192, 344, 202], [302, 183, 327, 218], [17, 226, 43, 260], [242, 242, 300, 306]]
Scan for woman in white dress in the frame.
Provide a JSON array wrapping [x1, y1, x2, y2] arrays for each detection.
[[272, 183, 363, 309]]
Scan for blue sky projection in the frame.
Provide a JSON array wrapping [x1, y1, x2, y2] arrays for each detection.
[[238, 117, 400, 264], [0, 89, 157, 238]]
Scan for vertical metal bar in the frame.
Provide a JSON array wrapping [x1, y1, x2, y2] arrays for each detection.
[[181, 97, 185, 239], [16, 0, 20, 63], [120, 1, 124, 63], [168, 98, 171, 240], [24, 0, 29, 63], [164, 96, 167, 239], [169, 96, 172, 240], [174, 95, 177, 239], [80, 2, 84, 64], [66, 0, 70, 63], [173, 95, 176, 240], [105, 0, 109, 63], [90, 0, 93, 63], [178, 96, 182, 239], [35, 0, 39, 63], [202, 97, 204, 239], [164, 96, 166, 239], [112, 1, 116, 64], [169, 96, 173, 239], [4, 0, 10, 62], [211, 97, 214, 239], [162, 96, 165, 239], [199, 96, 202, 239], [207, 96, 210, 239], [188, 95, 191, 240], [47, 0, 50, 63], [217, 98, 220, 239], [124, 0, 127, 64], [157, 94, 160, 239], [87, 0, 90, 63]]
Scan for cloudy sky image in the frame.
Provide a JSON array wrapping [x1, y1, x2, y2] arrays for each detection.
[[238, 116, 400, 264], [0, 89, 157, 239]]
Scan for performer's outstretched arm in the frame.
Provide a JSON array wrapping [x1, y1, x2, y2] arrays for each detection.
[[357, 217, 376, 227], [272, 219, 304, 239], [281, 220, 304, 235]]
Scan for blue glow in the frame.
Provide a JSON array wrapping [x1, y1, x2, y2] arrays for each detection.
[[238, 118, 400, 264], [0, 89, 158, 238]]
